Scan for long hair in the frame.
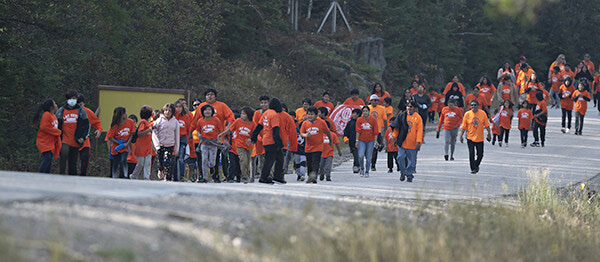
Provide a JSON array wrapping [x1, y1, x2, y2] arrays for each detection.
[[33, 99, 55, 124], [372, 83, 384, 95], [111, 107, 127, 127], [479, 76, 491, 86]]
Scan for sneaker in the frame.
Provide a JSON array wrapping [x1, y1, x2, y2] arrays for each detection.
[[400, 173, 406, 181], [364, 172, 369, 178], [561, 128, 566, 133], [299, 176, 305, 182], [227, 179, 235, 183], [241, 178, 249, 184], [258, 179, 274, 184], [319, 174, 325, 181], [297, 175, 302, 181], [565, 128, 570, 134], [450, 156, 454, 161], [371, 167, 376, 172], [521, 143, 526, 148], [359, 169, 365, 177], [491, 140, 495, 145], [273, 178, 287, 184], [499, 142, 502, 147], [530, 142, 540, 147], [444, 155, 449, 161], [353, 166, 360, 173], [505, 143, 508, 148], [541, 142, 545, 147], [407, 178, 413, 182], [326, 177, 332, 181], [387, 168, 393, 173]]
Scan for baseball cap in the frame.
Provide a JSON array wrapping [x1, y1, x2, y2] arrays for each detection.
[[369, 94, 379, 100]]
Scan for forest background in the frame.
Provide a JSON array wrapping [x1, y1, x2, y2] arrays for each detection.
[[1, 0, 598, 173]]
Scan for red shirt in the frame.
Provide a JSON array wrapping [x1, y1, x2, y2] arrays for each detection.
[[134, 119, 154, 157], [60, 108, 81, 147], [196, 117, 224, 143], [261, 109, 280, 146], [517, 108, 533, 130], [437, 106, 463, 130], [229, 118, 257, 153], [321, 132, 339, 158], [356, 116, 379, 142], [36, 112, 62, 156], [300, 118, 330, 153], [384, 128, 398, 152], [107, 118, 135, 155]]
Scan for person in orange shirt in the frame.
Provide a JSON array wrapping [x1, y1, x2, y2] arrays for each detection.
[[343, 89, 365, 106], [548, 66, 562, 108], [497, 99, 514, 147], [251, 98, 286, 184], [517, 100, 533, 148], [383, 97, 394, 120], [107, 107, 135, 179], [459, 100, 492, 174], [582, 53, 595, 74], [436, 90, 445, 117], [559, 77, 575, 133], [490, 108, 501, 145], [126, 115, 138, 177], [562, 63, 575, 82], [196, 104, 224, 182], [572, 82, 592, 135], [531, 91, 548, 147], [371, 82, 391, 101], [355, 106, 379, 178], [523, 72, 542, 109], [218, 107, 256, 183], [34, 99, 61, 173], [548, 54, 566, 82], [497, 61, 516, 82], [428, 89, 439, 123], [174, 99, 191, 182], [251, 95, 270, 182], [295, 98, 312, 122], [314, 92, 335, 117], [443, 75, 466, 96], [317, 107, 341, 181], [515, 56, 527, 76], [464, 87, 488, 115], [476, 76, 497, 111], [55, 90, 90, 176], [130, 106, 154, 180], [279, 107, 298, 180], [593, 72, 599, 108], [76, 94, 102, 176], [300, 106, 332, 183], [495, 76, 519, 106], [409, 80, 420, 95], [384, 117, 399, 173], [436, 99, 462, 161], [516, 63, 535, 91], [368, 94, 388, 171], [391, 100, 423, 182]]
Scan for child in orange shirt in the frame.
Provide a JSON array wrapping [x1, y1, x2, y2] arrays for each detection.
[[491, 108, 501, 145], [573, 82, 592, 135], [318, 107, 341, 181], [218, 107, 256, 183], [196, 104, 224, 183], [131, 106, 154, 180], [384, 117, 399, 173], [34, 99, 61, 173], [300, 106, 332, 183], [107, 107, 135, 178], [498, 99, 514, 147], [517, 100, 533, 148]]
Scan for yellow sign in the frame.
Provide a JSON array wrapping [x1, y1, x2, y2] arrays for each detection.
[[98, 85, 187, 131]]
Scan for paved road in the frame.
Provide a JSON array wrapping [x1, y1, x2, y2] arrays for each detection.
[[1, 108, 599, 202]]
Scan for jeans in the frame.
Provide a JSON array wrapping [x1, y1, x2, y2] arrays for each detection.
[[444, 128, 458, 156], [358, 140, 375, 174], [520, 129, 528, 144], [201, 144, 218, 181], [237, 147, 252, 181], [467, 140, 484, 171], [532, 121, 546, 143], [397, 147, 417, 178], [318, 156, 333, 179], [39, 151, 53, 173], [387, 151, 398, 170], [575, 112, 585, 133], [499, 127, 510, 143], [131, 155, 152, 180], [561, 108, 572, 129], [59, 143, 79, 175], [371, 134, 383, 169], [262, 144, 284, 182], [79, 147, 90, 176], [294, 154, 307, 178], [176, 135, 187, 181], [283, 149, 293, 174], [111, 152, 128, 179], [350, 145, 359, 169], [228, 152, 240, 181]]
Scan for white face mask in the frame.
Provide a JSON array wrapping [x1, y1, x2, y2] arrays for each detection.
[[67, 99, 77, 107]]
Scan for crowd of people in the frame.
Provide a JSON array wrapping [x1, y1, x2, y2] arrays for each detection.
[[34, 54, 597, 182]]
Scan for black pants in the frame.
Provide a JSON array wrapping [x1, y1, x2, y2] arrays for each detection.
[[575, 112, 585, 133], [216, 149, 229, 180], [371, 134, 383, 168], [387, 151, 399, 170], [59, 143, 79, 175], [261, 144, 284, 181], [128, 163, 136, 176], [79, 147, 90, 176], [492, 134, 498, 143], [467, 140, 484, 171], [196, 146, 203, 180], [561, 108, 572, 129], [520, 129, 528, 144], [306, 151, 322, 175], [228, 152, 240, 181], [593, 92, 599, 107], [350, 145, 359, 168], [499, 127, 509, 143], [532, 121, 546, 143], [39, 151, 53, 173], [428, 111, 436, 122]]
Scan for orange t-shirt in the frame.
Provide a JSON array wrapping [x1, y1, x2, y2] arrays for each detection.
[[384, 128, 398, 152], [429, 92, 439, 112], [499, 107, 513, 130], [499, 83, 512, 100], [384, 105, 394, 119], [534, 100, 548, 126], [261, 109, 280, 146], [253, 110, 265, 155], [443, 82, 466, 96], [573, 90, 591, 115], [461, 110, 490, 142], [356, 116, 379, 142], [437, 106, 463, 130], [314, 101, 335, 116], [401, 112, 423, 149], [477, 83, 497, 106], [107, 118, 135, 155], [175, 111, 190, 138], [191, 101, 234, 131], [295, 108, 307, 122], [36, 111, 62, 156], [583, 60, 595, 74], [134, 119, 154, 157], [372, 91, 391, 100], [368, 105, 388, 133], [491, 122, 500, 135], [321, 132, 339, 158], [517, 108, 533, 130], [437, 94, 445, 112], [280, 112, 298, 151], [82, 107, 102, 149], [559, 84, 575, 110], [550, 72, 562, 92], [522, 82, 542, 105], [464, 94, 487, 109], [343, 97, 365, 106], [561, 70, 575, 81], [229, 118, 256, 153], [516, 69, 535, 89], [60, 108, 81, 147], [196, 117, 224, 143], [300, 118, 330, 153]]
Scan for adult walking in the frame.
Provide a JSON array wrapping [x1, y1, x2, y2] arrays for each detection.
[[251, 98, 286, 184], [392, 100, 423, 182], [459, 100, 492, 174], [412, 86, 432, 134], [55, 90, 90, 176], [436, 99, 462, 161]]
